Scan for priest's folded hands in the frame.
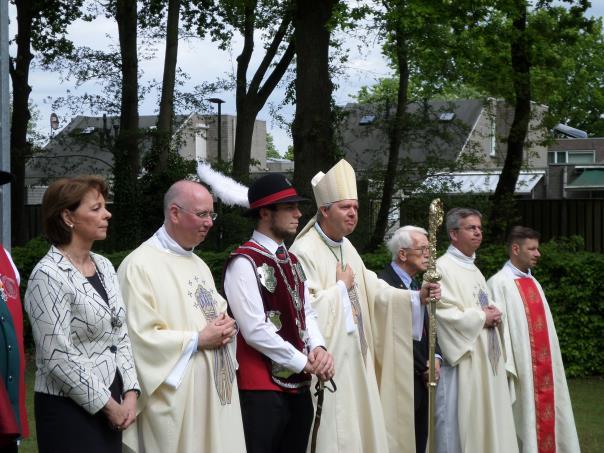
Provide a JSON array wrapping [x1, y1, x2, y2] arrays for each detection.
[[419, 282, 441, 305], [482, 305, 502, 328], [197, 312, 238, 349]]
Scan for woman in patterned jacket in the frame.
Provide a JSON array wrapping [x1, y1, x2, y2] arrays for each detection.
[[24, 176, 140, 453]]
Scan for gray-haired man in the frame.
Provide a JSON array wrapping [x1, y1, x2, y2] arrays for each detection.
[[434, 208, 518, 453], [378, 225, 441, 453]]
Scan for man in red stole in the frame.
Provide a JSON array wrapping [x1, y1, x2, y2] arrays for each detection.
[[488, 226, 580, 453], [0, 170, 28, 452], [223, 173, 334, 453]]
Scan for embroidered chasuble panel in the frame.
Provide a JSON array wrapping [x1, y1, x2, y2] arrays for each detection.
[[187, 276, 236, 405]]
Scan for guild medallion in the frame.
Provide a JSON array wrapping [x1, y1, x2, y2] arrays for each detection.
[[267, 310, 282, 330], [257, 263, 277, 293]]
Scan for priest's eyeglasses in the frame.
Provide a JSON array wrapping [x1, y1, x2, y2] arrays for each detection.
[[174, 203, 218, 220], [403, 246, 430, 255]]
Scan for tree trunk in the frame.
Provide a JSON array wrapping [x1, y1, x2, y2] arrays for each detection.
[[155, 0, 180, 172], [9, 0, 34, 246], [292, 0, 338, 200], [112, 0, 140, 249], [233, 105, 258, 177], [232, 1, 295, 182], [365, 25, 409, 252], [489, 1, 531, 241]]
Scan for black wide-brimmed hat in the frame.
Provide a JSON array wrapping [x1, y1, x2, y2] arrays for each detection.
[[0, 170, 14, 186], [245, 173, 308, 216]]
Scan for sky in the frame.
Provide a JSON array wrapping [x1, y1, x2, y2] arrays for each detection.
[[8, 1, 604, 155]]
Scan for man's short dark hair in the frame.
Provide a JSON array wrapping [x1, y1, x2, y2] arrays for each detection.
[[506, 226, 540, 251], [42, 175, 109, 246]]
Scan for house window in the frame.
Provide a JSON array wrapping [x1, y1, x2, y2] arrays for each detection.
[[548, 150, 595, 165], [359, 115, 376, 126]]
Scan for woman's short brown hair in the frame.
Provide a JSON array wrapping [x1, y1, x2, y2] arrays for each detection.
[[42, 175, 109, 246]]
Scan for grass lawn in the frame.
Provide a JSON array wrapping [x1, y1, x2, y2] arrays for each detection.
[[17, 360, 603, 452], [568, 376, 604, 452]]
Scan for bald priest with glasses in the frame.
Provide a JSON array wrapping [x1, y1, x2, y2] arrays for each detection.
[[118, 180, 245, 453]]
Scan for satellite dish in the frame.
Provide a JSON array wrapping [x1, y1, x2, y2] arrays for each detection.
[[50, 113, 59, 130]]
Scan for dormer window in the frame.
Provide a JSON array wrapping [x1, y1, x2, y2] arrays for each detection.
[[359, 115, 376, 125]]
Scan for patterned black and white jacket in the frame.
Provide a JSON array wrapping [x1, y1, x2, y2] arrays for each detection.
[[24, 246, 140, 414]]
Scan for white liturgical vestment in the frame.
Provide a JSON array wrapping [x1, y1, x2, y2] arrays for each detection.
[[435, 247, 518, 453], [118, 227, 246, 453], [291, 219, 421, 453], [488, 262, 580, 453]]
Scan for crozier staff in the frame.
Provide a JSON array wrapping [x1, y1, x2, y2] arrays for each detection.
[[24, 176, 140, 453]]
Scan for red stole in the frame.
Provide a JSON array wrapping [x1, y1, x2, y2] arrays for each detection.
[[0, 247, 28, 439], [514, 277, 555, 453]]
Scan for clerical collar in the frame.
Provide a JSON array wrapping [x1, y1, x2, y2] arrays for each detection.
[[390, 262, 412, 288], [151, 225, 194, 257], [251, 230, 284, 255], [314, 222, 343, 247], [446, 245, 476, 268], [504, 260, 532, 278]]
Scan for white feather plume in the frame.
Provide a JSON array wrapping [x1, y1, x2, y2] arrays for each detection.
[[196, 161, 250, 208]]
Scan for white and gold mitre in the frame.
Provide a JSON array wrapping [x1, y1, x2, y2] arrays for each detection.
[[311, 159, 357, 207]]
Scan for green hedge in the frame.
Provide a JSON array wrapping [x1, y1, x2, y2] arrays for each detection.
[[12, 236, 603, 377]]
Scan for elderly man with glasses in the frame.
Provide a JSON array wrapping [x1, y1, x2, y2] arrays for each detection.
[[434, 208, 518, 453], [378, 225, 441, 453], [118, 180, 246, 453]]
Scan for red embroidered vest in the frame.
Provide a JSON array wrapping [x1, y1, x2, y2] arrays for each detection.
[[0, 247, 28, 441], [227, 241, 311, 392]]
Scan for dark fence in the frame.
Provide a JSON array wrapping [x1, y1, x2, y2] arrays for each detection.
[[24, 199, 604, 252], [397, 197, 604, 253], [517, 199, 604, 253]]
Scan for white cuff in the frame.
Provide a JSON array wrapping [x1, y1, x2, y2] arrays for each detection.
[[410, 292, 423, 341], [337, 280, 356, 333], [290, 350, 309, 374], [165, 332, 198, 389]]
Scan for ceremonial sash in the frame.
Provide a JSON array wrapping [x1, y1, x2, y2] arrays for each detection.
[[514, 277, 556, 453]]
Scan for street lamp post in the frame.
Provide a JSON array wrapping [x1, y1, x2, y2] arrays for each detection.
[[208, 97, 225, 250], [208, 97, 225, 164], [1, 0, 11, 248]]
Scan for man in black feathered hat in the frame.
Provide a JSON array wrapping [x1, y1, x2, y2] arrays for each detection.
[[223, 173, 334, 453]]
